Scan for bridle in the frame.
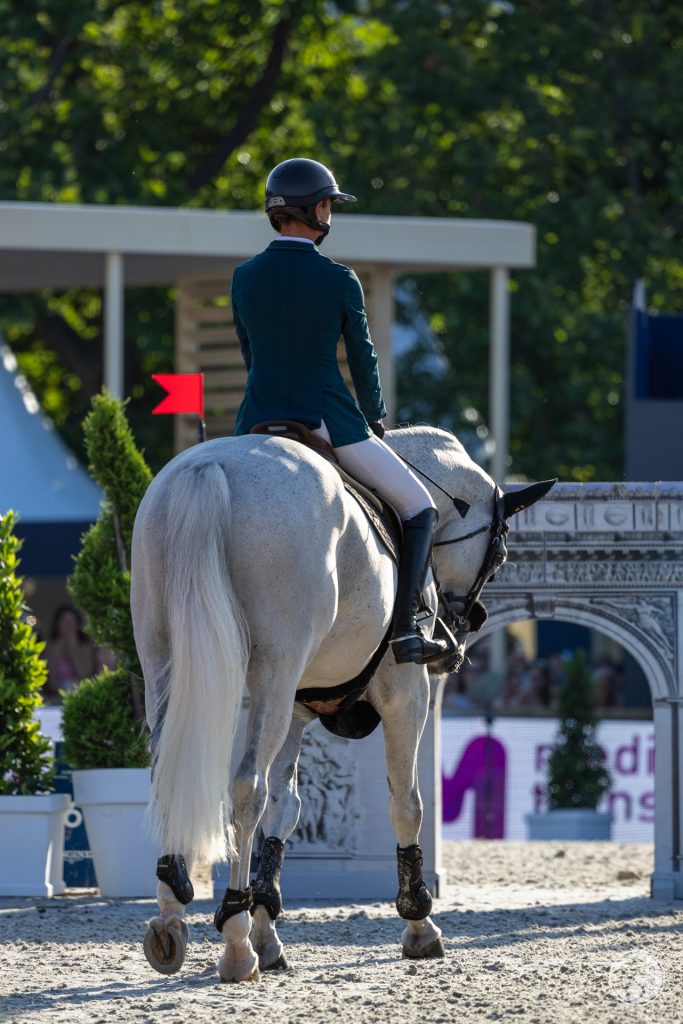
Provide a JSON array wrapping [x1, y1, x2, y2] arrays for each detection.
[[397, 451, 508, 638], [431, 484, 509, 639]]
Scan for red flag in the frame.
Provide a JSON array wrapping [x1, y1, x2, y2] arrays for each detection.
[[152, 374, 204, 418]]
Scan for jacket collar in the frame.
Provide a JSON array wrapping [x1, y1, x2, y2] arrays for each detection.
[[267, 239, 320, 253]]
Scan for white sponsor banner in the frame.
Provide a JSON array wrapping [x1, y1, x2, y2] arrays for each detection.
[[442, 717, 654, 842]]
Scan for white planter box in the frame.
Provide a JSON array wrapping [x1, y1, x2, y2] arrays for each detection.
[[72, 768, 161, 898], [526, 809, 613, 841], [0, 793, 70, 897]]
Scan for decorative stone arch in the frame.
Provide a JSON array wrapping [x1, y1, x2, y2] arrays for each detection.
[[480, 481, 683, 899], [479, 598, 676, 705]]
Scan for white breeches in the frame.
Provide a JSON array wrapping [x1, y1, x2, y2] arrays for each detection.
[[313, 422, 434, 520]]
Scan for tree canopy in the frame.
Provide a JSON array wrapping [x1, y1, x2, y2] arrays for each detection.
[[1, 0, 682, 479]]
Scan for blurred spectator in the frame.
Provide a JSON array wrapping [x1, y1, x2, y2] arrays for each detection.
[[506, 639, 528, 677], [444, 639, 637, 717], [547, 652, 570, 702], [494, 671, 525, 711], [592, 657, 620, 708], [43, 605, 116, 702], [520, 658, 553, 710], [444, 654, 486, 712]]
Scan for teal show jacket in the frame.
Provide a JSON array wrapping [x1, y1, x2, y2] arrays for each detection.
[[232, 239, 387, 447]]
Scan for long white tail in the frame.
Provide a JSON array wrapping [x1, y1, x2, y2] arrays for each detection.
[[148, 460, 249, 865]]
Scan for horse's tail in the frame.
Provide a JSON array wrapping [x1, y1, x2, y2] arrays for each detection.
[[148, 459, 249, 866]]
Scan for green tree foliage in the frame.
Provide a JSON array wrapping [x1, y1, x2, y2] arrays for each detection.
[[0, 511, 53, 795], [62, 391, 151, 766], [325, 0, 683, 480], [1, 1, 682, 478], [547, 650, 611, 810], [68, 390, 151, 675], [61, 667, 148, 769]]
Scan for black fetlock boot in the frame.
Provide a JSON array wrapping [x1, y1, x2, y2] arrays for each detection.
[[390, 507, 452, 666]]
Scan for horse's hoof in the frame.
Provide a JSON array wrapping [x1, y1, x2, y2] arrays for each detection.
[[402, 936, 445, 959], [143, 917, 189, 974], [218, 964, 261, 983], [218, 950, 260, 983], [262, 952, 289, 971]]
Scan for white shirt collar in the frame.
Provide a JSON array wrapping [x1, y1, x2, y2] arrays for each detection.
[[278, 235, 314, 245]]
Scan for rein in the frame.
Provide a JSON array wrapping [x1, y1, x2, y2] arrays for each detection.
[[432, 485, 509, 637], [397, 454, 470, 519], [396, 447, 507, 637]]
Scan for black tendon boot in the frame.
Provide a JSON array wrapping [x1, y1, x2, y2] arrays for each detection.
[[390, 507, 451, 666]]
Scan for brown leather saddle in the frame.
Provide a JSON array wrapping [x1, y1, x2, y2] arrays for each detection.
[[249, 419, 402, 739]]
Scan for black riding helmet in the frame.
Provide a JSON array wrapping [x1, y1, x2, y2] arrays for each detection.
[[264, 158, 356, 244]]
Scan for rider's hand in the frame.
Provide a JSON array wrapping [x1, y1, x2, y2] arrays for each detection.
[[369, 420, 385, 439]]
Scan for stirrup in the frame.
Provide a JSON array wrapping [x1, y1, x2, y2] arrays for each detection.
[[390, 630, 450, 666]]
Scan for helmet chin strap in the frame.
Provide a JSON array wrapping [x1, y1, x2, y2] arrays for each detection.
[[283, 207, 330, 245]]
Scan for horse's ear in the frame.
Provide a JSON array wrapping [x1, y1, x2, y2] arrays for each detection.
[[503, 479, 557, 518]]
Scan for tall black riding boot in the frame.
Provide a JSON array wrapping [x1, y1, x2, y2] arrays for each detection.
[[390, 507, 451, 665]]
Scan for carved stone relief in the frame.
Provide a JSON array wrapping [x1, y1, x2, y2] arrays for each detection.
[[291, 726, 359, 852], [480, 483, 682, 700]]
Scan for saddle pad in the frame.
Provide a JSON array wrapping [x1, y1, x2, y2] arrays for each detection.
[[343, 483, 400, 566]]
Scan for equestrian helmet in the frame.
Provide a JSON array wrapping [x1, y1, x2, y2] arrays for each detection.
[[264, 158, 356, 242]]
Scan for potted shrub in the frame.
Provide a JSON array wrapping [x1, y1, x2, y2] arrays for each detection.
[[0, 510, 70, 896], [61, 391, 160, 897], [526, 650, 612, 840]]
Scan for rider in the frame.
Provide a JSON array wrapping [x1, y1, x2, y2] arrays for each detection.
[[232, 157, 450, 666]]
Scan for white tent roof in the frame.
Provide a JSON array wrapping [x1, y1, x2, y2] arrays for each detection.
[[1, 340, 103, 523]]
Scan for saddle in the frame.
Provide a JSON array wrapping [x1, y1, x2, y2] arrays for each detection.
[[249, 419, 403, 739]]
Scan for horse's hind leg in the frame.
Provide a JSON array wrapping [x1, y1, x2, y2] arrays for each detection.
[[250, 708, 309, 971], [215, 682, 296, 983], [370, 667, 445, 960], [133, 604, 193, 977]]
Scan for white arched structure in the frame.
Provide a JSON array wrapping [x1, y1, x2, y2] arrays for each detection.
[[485, 481, 683, 899]]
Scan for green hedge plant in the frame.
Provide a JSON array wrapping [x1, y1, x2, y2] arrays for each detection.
[[61, 668, 148, 770], [0, 510, 53, 794], [547, 650, 611, 810], [62, 390, 153, 769]]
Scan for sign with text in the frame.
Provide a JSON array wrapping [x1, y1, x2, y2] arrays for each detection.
[[442, 717, 654, 842]]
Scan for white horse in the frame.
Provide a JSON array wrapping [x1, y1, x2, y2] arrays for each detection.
[[130, 425, 551, 982]]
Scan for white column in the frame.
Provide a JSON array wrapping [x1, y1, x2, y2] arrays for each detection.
[[369, 267, 396, 426], [651, 699, 678, 899], [489, 266, 510, 485], [104, 252, 124, 398], [488, 268, 511, 680]]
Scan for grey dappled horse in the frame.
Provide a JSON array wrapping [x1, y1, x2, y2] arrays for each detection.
[[130, 426, 551, 981]]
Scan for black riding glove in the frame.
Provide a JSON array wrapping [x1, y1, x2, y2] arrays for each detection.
[[369, 420, 385, 439]]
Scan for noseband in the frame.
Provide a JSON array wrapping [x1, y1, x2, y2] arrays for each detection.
[[432, 485, 508, 638]]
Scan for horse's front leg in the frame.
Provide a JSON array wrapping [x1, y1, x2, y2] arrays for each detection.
[[250, 709, 308, 971], [143, 854, 194, 974], [214, 686, 295, 983], [370, 666, 445, 959]]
